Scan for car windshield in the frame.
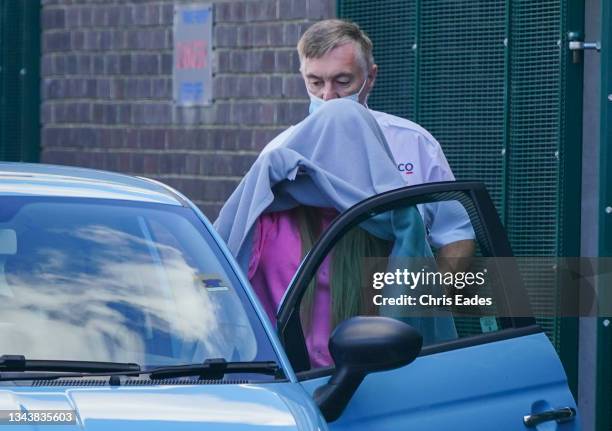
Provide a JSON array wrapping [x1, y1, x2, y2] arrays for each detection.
[[0, 196, 278, 372]]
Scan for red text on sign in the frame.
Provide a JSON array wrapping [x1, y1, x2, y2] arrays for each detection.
[[176, 41, 207, 69]]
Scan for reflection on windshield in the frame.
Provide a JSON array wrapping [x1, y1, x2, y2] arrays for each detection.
[[0, 198, 266, 368]]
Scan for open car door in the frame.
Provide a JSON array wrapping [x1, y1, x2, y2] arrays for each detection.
[[277, 181, 579, 430]]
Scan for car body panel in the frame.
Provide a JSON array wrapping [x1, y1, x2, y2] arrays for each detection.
[[299, 332, 579, 430], [0, 383, 327, 430], [0, 163, 180, 205]]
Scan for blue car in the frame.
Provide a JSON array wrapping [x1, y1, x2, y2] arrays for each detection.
[[0, 163, 579, 430]]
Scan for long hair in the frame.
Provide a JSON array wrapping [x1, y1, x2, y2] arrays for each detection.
[[295, 206, 391, 330]]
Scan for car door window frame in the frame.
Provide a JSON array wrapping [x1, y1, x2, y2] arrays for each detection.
[[276, 181, 537, 374]]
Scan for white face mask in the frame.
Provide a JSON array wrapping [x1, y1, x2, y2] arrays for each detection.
[[308, 78, 368, 115]]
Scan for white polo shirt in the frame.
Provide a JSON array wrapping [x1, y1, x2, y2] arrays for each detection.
[[262, 108, 475, 249], [370, 109, 474, 249]]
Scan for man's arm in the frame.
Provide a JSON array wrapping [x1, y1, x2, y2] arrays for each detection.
[[436, 239, 476, 273], [372, 112, 476, 267]]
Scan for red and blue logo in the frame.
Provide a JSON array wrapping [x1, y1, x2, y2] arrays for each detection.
[[398, 162, 414, 175]]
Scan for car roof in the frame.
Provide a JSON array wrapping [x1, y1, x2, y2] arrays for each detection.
[[0, 162, 182, 206]]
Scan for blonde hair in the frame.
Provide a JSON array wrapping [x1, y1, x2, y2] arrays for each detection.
[[297, 19, 374, 73], [295, 206, 390, 331]]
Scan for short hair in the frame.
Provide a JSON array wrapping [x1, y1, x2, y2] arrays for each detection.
[[297, 19, 374, 73]]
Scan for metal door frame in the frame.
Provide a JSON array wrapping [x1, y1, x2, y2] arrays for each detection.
[[596, 0, 612, 428]]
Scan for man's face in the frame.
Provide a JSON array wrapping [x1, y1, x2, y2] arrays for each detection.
[[301, 42, 377, 104]]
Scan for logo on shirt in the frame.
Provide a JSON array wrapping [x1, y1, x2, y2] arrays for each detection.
[[398, 162, 414, 175]]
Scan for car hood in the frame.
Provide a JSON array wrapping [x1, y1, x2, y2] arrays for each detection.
[[0, 382, 325, 430]]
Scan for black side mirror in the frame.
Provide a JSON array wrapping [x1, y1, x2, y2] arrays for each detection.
[[314, 316, 422, 422]]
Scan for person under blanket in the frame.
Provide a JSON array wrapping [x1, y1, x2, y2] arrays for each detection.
[[214, 99, 457, 367]]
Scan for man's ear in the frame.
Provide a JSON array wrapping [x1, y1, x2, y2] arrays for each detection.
[[361, 64, 378, 104], [368, 64, 378, 88]]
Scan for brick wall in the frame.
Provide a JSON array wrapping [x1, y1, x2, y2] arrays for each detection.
[[40, 0, 334, 218]]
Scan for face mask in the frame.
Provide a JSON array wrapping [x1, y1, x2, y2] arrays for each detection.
[[308, 78, 368, 115]]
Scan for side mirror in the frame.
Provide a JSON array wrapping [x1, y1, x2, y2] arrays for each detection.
[[314, 316, 422, 422]]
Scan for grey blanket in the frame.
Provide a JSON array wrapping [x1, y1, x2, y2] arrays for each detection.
[[214, 99, 430, 263], [214, 99, 456, 343]]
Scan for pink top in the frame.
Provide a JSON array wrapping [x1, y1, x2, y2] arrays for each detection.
[[248, 208, 337, 367]]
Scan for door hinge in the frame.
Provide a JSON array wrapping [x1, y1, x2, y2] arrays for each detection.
[[568, 31, 601, 63]]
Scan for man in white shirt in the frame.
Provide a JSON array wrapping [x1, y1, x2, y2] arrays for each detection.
[[264, 19, 475, 262]]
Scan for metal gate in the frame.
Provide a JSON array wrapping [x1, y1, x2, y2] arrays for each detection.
[[338, 0, 583, 395]]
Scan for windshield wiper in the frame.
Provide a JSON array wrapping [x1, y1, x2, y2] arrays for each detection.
[[147, 358, 283, 380], [0, 355, 140, 373], [0, 356, 283, 383]]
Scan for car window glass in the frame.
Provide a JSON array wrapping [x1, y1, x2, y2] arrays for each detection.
[[291, 193, 517, 370], [0, 197, 278, 373]]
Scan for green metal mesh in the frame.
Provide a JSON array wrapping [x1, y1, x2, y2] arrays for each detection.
[[419, 1, 507, 339], [418, 0, 507, 215], [337, 0, 417, 120], [0, 0, 38, 162], [0, 0, 23, 161], [338, 0, 570, 350], [508, 0, 563, 345]]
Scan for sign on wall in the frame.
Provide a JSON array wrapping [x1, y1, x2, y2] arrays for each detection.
[[173, 4, 213, 106]]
